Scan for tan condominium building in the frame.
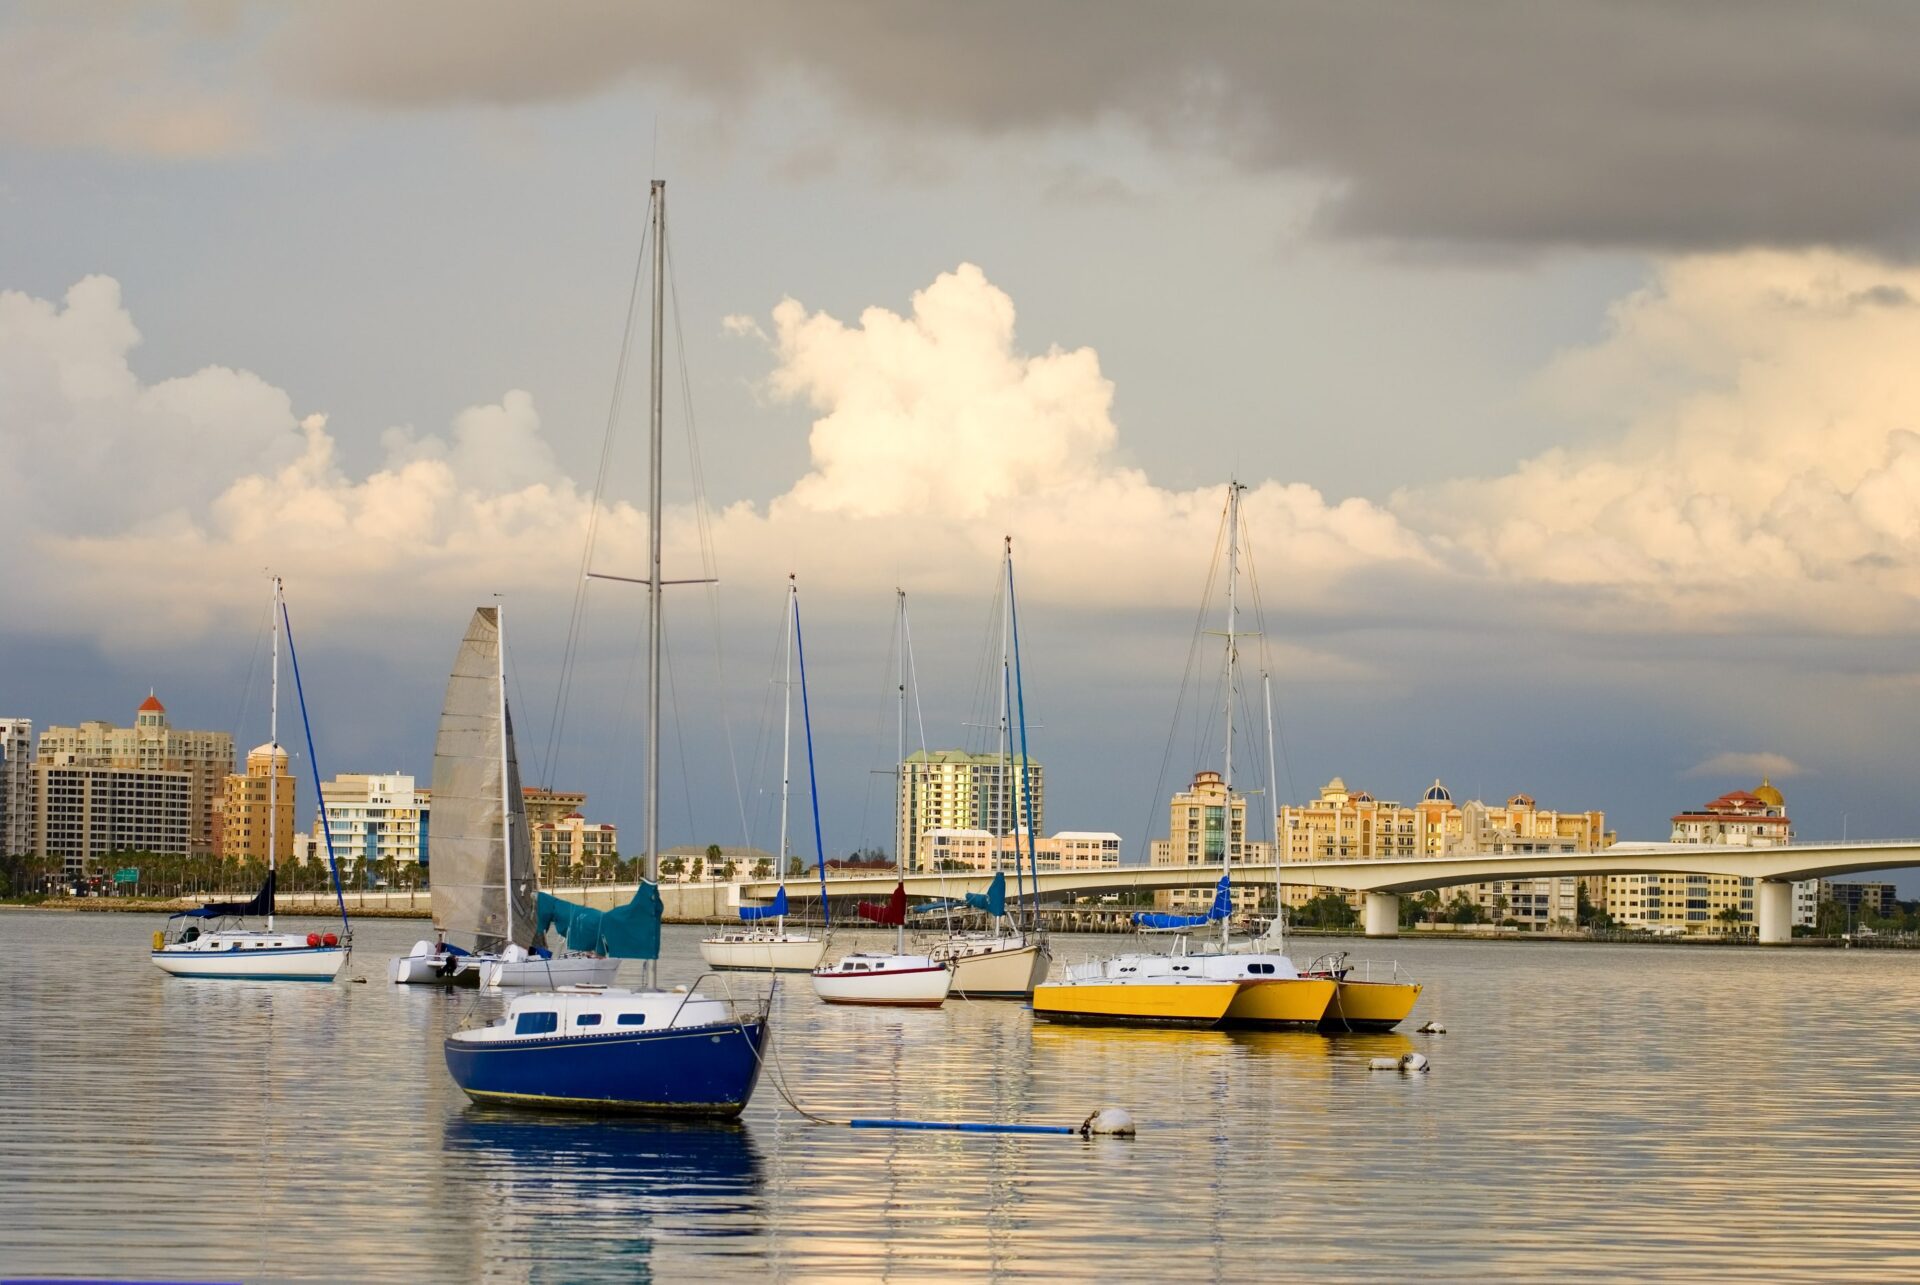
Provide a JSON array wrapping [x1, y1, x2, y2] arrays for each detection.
[[220, 742, 296, 866], [1605, 780, 1789, 937], [534, 812, 620, 882], [32, 761, 190, 875], [1279, 777, 1611, 929], [1147, 770, 1273, 915], [522, 787, 588, 830], [897, 750, 1043, 872], [919, 828, 1122, 873], [318, 772, 427, 875], [38, 694, 233, 855]]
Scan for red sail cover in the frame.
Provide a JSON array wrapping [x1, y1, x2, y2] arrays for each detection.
[[856, 882, 907, 926]]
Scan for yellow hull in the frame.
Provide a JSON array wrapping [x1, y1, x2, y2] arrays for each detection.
[[1031, 981, 1239, 1027], [1221, 978, 1337, 1027], [1322, 980, 1422, 1031]]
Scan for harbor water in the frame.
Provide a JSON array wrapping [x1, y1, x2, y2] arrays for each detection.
[[3, 911, 1918, 1280]]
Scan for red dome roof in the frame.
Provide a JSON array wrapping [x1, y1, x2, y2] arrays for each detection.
[[138, 692, 165, 713]]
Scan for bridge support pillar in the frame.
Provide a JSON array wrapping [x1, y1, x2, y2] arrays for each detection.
[[1363, 892, 1400, 938], [1756, 879, 1793, 944]]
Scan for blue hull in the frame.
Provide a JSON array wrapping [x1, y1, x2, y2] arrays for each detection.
[[444, 1020, 768, 1118]]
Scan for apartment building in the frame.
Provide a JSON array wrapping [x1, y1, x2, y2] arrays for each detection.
[[38, 694, 233, 855]]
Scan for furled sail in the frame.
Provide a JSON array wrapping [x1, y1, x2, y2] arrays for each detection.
[[428, 607, 537, 954], [535, 883, 664, 960], [737, 887, 788, 922], [857, 882, 908, 927], [1132, 875, 1232, 931], [176, 870, 275, 920], [964, 871, 1007, 917]]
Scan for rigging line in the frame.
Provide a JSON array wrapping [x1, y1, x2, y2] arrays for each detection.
[[502, 615, 543, 790], [855, 598, 902, 855], [231, 590, 272, 746], [1136, 496, 1230, 864], [963, 559, 1005, 756], [1240, 513, 1296, 805], [743, 592, 789, 855], [544, 201, 654, 790]]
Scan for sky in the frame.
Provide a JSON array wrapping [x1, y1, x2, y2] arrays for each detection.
[[7, 4, 1920, 890]]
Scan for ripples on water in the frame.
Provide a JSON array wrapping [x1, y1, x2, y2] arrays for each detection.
[[3, 911, 1918, 1280]]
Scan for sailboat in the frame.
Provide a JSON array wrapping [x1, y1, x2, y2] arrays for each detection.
[[443, 178, 769, 1116], [925, 550, 1051, 998], [1033, 482, 1336, 1028], [390, 605, 620, 989], [699, 577, 827, 973], [152, 577, 350, 981], [811, 881, 952, 1007]]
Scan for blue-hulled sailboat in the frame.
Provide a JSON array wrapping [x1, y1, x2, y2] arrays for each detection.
[[443, 178, 769, 1117]]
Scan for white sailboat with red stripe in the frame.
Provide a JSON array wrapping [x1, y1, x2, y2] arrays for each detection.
[[811, 883, 951, 1007]]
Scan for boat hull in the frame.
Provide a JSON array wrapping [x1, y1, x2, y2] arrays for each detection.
[[940, 941, 1051, 1000], [1220, 977, 1338, 1028], [1030, 980, 1239, 1027], [389, 952, 482, 987], [152, 945, 346, 982], [811, 964, 951, 1007], [700, 934, 827, 973], [1321, 980, 1423, 1032], [444, 1020, 767, 1117], [480, 955, 622, 989]]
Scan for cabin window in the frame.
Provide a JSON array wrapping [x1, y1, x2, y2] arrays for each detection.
[[515, 1011, 559, 1036], [576, 1013, 602, 1027], [617, 1013, 646, 1026]]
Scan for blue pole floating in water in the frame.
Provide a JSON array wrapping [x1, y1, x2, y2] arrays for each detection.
[[849, 1118, 1075, 1135]]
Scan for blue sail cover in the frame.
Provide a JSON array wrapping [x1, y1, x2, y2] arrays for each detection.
[[910, 898, 964, 915], [737, 887, 788, 922], [1131, 875, 1231, 930], [965, 871, 1007, 917], [535, 882, 664, 960], [174, 870, 275, 919]]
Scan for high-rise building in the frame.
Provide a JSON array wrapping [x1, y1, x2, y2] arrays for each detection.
[[221, 742, 296, 866], [318, 772, 427, 877], [32, 761, 190, 876], [38, 695, 233, 856], [1148, 770, 1272, 914], [1820, 879, 1898, 922], [897, 750, 1043, 872], [0, 718, 32, 857], [533, 812, 620, 882], [1603, 781, 1789, 936]]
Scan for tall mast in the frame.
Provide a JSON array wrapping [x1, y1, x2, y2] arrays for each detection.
[[1264, 670, 1284, 953], [268, 575, 279, 932], [497, 601, 515, 949], [998, 539, 1012, 893], [645, 178, 665, 886], [895, 588, 906, 869], [778, 577, 795, 935], [1222, 481, 1242, 949]]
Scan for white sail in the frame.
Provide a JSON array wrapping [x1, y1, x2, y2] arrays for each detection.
[[429, 607, 536, 954]]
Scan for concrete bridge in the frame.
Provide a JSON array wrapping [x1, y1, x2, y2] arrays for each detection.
[[736, 839, 1920, 943]]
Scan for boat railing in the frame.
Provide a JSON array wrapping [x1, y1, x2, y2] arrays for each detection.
[[672, 970, 777, 1027]]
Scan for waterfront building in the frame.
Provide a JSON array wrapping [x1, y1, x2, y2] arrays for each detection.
[[220, 743, 296, 866], [317, 772, 427, 877], [0, 718, 31, 857], [897, 749, 1043, 872], [534, 812, 620, 882], [31, 761, 190, 875], [38, 695, 233, 855], [1603, 782, 1790, 936], [522, 786, 588, 830], [659, 844, 779, 881], [919, 827, 1122, 873], [1147, 770, 1272, 914], [1820, 879, 1899, 922]]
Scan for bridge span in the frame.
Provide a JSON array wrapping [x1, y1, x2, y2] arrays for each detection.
[[740, 840, 1920, 943]]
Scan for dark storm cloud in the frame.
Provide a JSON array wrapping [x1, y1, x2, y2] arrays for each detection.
[[266, 1, 1920, 253]]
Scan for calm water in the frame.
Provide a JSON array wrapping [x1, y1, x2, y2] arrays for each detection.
[[3, 911, 1918, 1281]]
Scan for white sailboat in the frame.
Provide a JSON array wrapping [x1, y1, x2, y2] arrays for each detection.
[[927, 543, 1051, 998], [152, 577, 348, 981], [390, 605, 619, 989], [700, 576, 827, 973]]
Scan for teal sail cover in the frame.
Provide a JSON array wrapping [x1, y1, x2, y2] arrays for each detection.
[[536, 882, 664, 960], [965, 871, 1007, 917], [1132, 875, 1231, 930], [737, 887, 788, 922]]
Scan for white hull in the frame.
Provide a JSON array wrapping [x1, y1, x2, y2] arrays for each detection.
[[389, 949, 482, 986], [938, 939, 1051, 998], [811, 954, 951, 1007], [481, 954, 622, 989], [700, 934, 827, 973], [153, 940, 346, 982]]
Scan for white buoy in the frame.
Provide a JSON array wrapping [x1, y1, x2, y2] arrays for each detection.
[[1369, 1056, 1400, 1071], [1417, 1021, 1446, 1034], [1080, 1107, 1136, 1136], [1400, 1052, 1430, 1073]]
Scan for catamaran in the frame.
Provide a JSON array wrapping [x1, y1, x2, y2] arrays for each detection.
[[152, 577, 351, 981], [700, 577, 827, 973], [1033, 482, 1336, 1027], [390, 605, 620, 989], [444, 178, 769, 1116]]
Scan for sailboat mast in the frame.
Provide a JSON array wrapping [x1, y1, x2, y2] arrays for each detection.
[[895, 588, 906, 868], [998, 539, 1012, 895], [1222, 481, 1241, 949], [645, 178, 665, 885], [497, 601, 515, 949], [778, 577, 795, 934], [1264, 670, 1284, 952], [268, 575, 279, 932]]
